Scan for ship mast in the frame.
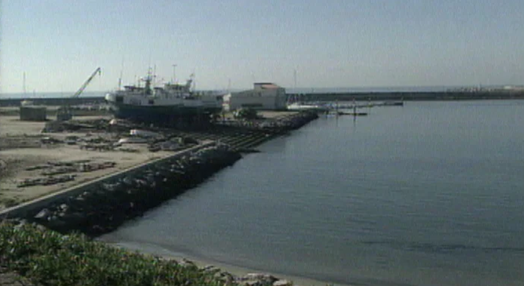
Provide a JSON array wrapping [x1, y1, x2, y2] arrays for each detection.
[[23, 72, 27, 98], [144, 68, 153, 95], [172, 64, 177, 83]]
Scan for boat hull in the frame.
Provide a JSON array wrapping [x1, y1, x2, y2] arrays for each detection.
[[107, 102, 221, 126]]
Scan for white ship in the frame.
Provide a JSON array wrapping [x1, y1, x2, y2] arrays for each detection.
[[105, 71, 223, 125]]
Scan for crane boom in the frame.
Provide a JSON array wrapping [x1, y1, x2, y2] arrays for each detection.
[[72, 67, 101, 98]]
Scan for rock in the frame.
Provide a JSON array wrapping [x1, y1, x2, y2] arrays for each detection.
[[201, 265, 219, 273], [219, 271, 236, 283], [47, 214, 58, 222], [244, 281, 263, 286], [244, 273, 278, 284], [34, 208, 51, 220], [35, 224, 48, 232], [180, 258, 196, 268], [17, 219, 29, 225], [273, 280, 293, 286], [13, 219, 28, 230]]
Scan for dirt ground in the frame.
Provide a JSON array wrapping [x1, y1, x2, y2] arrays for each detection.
[[0, 114, 173, 209]]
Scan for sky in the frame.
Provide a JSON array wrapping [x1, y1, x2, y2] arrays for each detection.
[[1, 0, 523, 93]]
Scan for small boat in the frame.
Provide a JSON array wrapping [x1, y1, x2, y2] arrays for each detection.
[[336, 111, 368, 116], [383, 101, 404, 106]]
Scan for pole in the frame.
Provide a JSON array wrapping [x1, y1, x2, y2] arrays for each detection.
[[293, 69, 297, 90], [23, 72, 26, 97], [172, 64, 177, 83]]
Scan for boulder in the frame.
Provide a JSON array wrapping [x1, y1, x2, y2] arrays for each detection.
[[34, 208, 51, 220], [244, 281, 263, 286], [243, 273, 278, 285], [273, 280, 293, 286], [59, 204, 69, 212], [245, 273, 277, 283]]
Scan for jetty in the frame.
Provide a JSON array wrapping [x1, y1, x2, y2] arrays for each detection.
[[286, 88, 524, 102]]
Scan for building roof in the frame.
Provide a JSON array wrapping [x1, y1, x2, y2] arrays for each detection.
[[254, 82, 281, 89]]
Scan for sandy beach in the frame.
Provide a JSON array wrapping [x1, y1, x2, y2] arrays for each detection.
[[101, 239, 349, 286]]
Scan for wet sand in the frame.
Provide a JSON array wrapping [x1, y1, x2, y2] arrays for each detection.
[[101, 239, 350, 286]]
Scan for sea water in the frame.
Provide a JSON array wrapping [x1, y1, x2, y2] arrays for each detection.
[[101, 100, 524, 286]]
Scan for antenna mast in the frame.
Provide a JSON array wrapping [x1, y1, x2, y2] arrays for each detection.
[[23, 72, 27, 97], [293, 69, 297, 90], [172, 64, 177, 83], [118, 58, 124, 90]]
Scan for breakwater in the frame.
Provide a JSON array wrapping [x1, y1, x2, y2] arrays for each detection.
[[288, 90, 524, 102], [2, 89, 524, 108], [16, 144, 241, 236]]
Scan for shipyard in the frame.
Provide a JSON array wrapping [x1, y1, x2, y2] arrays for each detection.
[[2, 72, 523, 216], [0, 73, 326, 285], [0, 66, 421, 286]]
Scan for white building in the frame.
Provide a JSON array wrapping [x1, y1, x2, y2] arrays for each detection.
[[222, 83, 287, 111]]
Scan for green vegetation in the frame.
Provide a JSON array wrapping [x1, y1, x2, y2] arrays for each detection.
[[0, 222, 233, 286]]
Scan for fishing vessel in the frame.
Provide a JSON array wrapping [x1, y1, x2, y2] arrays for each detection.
[[105, 71, 223, 125]]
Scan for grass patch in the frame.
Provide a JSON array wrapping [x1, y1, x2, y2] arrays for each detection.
[[0, 223, 236, 286]]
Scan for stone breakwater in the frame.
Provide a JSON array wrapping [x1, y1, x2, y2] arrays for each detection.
[[22, 144, 241, 236]]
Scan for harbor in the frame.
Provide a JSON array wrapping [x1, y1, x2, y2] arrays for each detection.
[[2, 1, 524, 285], [0, 103, 322, 285], [98, 100, 524, 286], [2, 79, 523, 286], [0, 107, 318, 218]]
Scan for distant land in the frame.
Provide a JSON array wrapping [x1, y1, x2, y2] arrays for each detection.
[[1, 85, 524, 98], [1, 85, 523, 105]]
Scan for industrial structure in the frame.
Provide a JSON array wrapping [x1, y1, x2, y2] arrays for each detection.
[[222, 83, 287, 111], [19, 101, 47, 121], [57, 67, 101, 121]]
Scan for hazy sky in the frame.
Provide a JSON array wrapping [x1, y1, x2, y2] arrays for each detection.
[[1, 0, 523, 93]]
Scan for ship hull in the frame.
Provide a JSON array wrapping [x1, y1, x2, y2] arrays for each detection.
[[107, 102, 221, 127]]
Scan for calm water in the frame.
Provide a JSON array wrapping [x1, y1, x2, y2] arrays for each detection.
[[101, 101, 524, 286]]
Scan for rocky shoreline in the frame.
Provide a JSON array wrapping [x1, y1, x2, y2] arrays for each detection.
[[16, 144, 241, 236]]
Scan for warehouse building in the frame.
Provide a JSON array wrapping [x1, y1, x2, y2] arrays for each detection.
[[222, 83, 287, 111], [19, 101, 47, 121]]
